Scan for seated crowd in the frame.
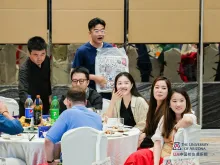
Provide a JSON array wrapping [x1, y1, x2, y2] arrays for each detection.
[[0, 18, 198, 165], [0, 72, 197, 165]]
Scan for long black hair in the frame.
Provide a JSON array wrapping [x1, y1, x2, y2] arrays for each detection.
[[114, 72, 142, 97], [144, 76, 172, 136], [162, 88, 192, 138]]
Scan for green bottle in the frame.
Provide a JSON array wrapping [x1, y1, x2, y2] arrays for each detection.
[[50, 96, 60, 125]]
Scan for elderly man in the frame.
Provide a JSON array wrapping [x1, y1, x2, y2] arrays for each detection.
[[0, 101, 23, 135], [60, 67, 103, 113], [45, 87, 102, 164]]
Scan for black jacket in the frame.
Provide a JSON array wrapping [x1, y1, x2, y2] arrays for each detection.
[[59, 88, 103, 114], [18, 56, 51, 116]]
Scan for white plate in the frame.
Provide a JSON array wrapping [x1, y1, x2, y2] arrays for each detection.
[[23, 126, 38, 133], [1, 134, 23, 141], [124, 125, 132, 128], [105, 132, 123, 137], [123, 128, 131, 132]]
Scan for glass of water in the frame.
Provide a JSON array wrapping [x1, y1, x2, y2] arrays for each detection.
[[117, 118, 124, 132]]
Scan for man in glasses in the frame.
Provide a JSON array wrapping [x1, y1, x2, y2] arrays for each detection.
[[59, 67, 103, 114], [71, 17, 113, 99]]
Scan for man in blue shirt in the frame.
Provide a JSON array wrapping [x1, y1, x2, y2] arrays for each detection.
[[72, 17, 113, 99], [45, 87, 102, 164], [0, 101, 23, 135]]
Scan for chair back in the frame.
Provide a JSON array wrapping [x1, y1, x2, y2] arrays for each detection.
[[91, 157, 111, 165], [0, 96, 19, 116], [0, 158, 26, 165], [163, 124, 201, 165], [61, 127, 108, 165], [102, 99, 110, 114]]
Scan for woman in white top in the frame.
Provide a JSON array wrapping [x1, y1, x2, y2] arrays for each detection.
[[125, 88, 197, 165], [152, 88, 197, 165]]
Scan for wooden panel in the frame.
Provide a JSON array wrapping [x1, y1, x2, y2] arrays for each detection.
[[52, 0, 124, 43], [53, 0, 123, 10], [129, 0, 199, 43], [0, 0, 46, 9], [0, 0, 47, 44], [204, 0, 220, 42], [130, 0, 199, 10]]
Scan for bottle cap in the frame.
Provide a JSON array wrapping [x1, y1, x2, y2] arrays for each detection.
[[28, 95, 31, 98], [53, 96, 58, 99]]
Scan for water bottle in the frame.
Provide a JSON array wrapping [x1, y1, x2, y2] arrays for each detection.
[[34, 97, 42, 125], [50, 96, 60, 125], [25, 95, 34, 119]]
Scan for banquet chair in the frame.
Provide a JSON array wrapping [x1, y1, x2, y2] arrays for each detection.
[[92, 157, 111, 165], [102, 99, 110, 114], [61, 127, 108, 165], [163, 124, 201, 165], [0, 96, 19, 116], [0, 157, 26, 165]]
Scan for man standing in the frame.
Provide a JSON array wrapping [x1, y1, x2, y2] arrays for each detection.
[[45, 87, 102, 164], [59, 67, 102, 113], [18, 36, 51, 116], [72, 17, 113, 99]]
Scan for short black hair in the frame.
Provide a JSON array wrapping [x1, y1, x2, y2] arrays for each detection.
[[66, 87, 86, 102], [71, 67, 89, 80], [27, 36, 47, 53], [88, 18, 106, 31]]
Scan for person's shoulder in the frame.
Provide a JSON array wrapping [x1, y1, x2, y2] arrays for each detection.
[[135, 96, 147, 103], [43, 55, 50, 64], [88, 88, 101, 96], [20, 58, 30, 70], [45, 55, 50, 61], [103, 42, 113, 48], [134, 96, 149, 107], [77, 42, 91, 52], [60, 108, 77, 118]]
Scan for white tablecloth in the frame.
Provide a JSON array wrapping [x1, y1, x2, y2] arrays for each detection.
[[0, 128, 140, 165]]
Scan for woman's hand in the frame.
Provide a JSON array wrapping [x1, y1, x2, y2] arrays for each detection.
[[138, 133, 146, 147], [111, 89, 123, 103]]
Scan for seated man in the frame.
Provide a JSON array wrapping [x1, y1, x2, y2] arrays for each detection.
[[45, 87, 102, 164], [60, 67, 103, 113], [0, 101, 24, 135]]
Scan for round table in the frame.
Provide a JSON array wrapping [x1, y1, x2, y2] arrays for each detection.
[[0, 128, 140, 165]]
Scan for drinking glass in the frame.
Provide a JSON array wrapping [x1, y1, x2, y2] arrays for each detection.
[[117, 118, 124, 132]]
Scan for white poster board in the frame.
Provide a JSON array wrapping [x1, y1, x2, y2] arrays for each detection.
[[95, 47, 129, 93]]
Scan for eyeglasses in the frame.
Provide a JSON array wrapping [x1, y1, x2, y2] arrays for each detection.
[[93, 29, 105, 34], [71, 79, 88, 84]]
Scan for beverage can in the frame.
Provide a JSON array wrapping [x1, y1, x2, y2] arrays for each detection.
[[25, 107, 33, 118]]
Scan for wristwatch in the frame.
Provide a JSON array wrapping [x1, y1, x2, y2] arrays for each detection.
[[47, 159, 54, 163]]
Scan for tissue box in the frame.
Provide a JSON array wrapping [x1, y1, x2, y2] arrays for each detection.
[[38, 126, 51, 138]]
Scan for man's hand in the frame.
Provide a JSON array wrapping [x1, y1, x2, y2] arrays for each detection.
[[94, 75, 107, 88], [0, 101, 8, 114]]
